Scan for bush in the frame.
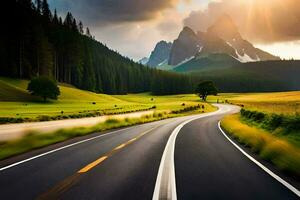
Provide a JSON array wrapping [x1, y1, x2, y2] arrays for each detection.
[[266, 114, 283, 129], [241, 109, 265, 122], [27, 76, 60, 102], [37, 115, 51, 121], [241, 109, 300, 133], [283, 115, 300, 131]]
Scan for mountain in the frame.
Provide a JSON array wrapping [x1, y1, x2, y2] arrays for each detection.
[[206, 14, 280, 62], [146, 41, 172, 67], [147, 14, 280, 68], [168, 27, 202, 66], [138, 57, 149, 65]]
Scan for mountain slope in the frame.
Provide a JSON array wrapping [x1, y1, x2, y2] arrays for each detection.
[[206, 14, 280, 62], [168, 27, 202, 66], [146, 41, 172, 67], [138, 57, 149, 65], [173, 53, 239, 73]]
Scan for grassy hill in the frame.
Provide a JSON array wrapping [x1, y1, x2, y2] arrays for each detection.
[[0, 78, 38, 102], [0, 77, 214, 121], [0, 77, 147, 119]]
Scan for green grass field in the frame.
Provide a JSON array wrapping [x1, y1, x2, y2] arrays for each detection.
[[208, 92, 300, 115], [0, 77, 214, 122], [222, 114, 300, 177], [219, 91, 300, 178]]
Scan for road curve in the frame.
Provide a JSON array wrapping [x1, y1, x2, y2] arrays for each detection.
[[0, 104, 298, 199], [175, 106, 299, 199]]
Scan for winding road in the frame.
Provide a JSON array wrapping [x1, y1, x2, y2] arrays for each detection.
[[0, 104, 299, 199]]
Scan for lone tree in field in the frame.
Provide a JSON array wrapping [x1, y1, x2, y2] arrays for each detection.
[[195, 81, 218, 101], [27, 77, 60, 102]]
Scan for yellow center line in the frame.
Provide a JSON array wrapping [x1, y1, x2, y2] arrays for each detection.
[[77, 126, 159, 173], [38, 124, 169, 199], [78, 156, 108, 173], [114, 143, 126, 150]]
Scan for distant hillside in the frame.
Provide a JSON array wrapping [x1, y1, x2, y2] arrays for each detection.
[[0, 78, 37, 102], [191, 60, 300, 92], [173, 53, 239, 73], [0, 0, 197, 95], [146, 41, 172, 67], [0, 77, 124, 102]]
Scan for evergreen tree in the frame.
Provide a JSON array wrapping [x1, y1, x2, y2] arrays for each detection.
[[64, 12, 73, 28], [53, 9, 58, 24], [35, 0, 42, 13], [86, 27, 91, 38], [42, 0, 51, 20], [18, 0, 33, 9], [72, 19, 78, 32], [78, 21, 84, 34], [1, 0, 198, 95], [58, 17, 63, 25]]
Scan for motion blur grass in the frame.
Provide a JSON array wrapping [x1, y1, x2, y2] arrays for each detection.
[[221, 114, 300, 177], [0, 77, 214, 159], [219, 91, 300, 178], [0, 108, 206, 160]]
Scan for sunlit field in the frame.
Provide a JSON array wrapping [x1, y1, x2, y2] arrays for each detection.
[[220, 91, 300, 178], [221, 114, 300, 177], [114, 93, 212, 112], [0, 77, 214, 121], [208, 92, 300, 114]]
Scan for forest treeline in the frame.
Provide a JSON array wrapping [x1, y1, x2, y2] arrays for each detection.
[[0, 0, 196, 95]]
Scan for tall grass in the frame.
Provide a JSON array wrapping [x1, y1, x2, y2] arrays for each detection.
[[0, 111, 172, 160], [240, 109, 300, 147], [221, 114, 300, 177], [240, 108, 300, 131]]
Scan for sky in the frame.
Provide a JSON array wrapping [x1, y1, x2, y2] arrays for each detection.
[[48, 0, 300, 61]]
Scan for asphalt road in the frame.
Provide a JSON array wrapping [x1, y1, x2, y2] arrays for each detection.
[[0, 104, 299, 199]]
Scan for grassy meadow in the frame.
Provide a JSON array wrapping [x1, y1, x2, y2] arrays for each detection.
[[219, 91, 300, 177], [208, 92, 300, 114], [0, 77, 216, 159], [0, 77, 214, 123], [221, 114, 300, 177]]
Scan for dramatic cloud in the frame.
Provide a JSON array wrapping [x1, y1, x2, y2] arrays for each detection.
[[49, 0, 188, 60], [49, 0, 186, 26], [183, 0, 300, 43]]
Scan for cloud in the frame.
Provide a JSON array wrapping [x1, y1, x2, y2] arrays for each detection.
[[49, 0, 184, 26], [183, 0, 300, 43], [48, 0, 188, 60], [93, 14, 183, 60]]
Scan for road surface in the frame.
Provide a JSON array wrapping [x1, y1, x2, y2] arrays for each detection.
[[0, 104, 299, 199]]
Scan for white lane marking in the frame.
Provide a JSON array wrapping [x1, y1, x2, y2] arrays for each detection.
[[0, 123, 153, 172], [218, 121, 300, 198], [153, 105, 231, 200]]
